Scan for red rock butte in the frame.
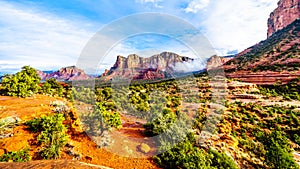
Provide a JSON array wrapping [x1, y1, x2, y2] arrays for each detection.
[[267, 0, 300, 37]]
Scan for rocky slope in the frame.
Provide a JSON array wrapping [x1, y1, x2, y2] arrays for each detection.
[[224, 18, 300, 85], [101, 52, 194, 80], [267, 0, 300, 37], [222, 0, 300, 85], [38, 66, 91, 81]]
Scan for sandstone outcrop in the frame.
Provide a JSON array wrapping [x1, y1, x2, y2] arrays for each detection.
[[102, 52, 194, 80], [267, 0, 300, 37], [38, 66, 91, 81]]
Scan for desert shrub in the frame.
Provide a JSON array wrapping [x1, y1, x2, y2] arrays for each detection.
[[208, 149, 239, 169], [39, 131, 67, 159], [0, 147, 31, 162], [259, 80, 300, 101], [290, 112, 300, 126], [25, 114, 67, 159], [171, 95, 181, 107], [72, 86, 95, 104], [154, 133, 213, 169], [293, 134, 300, 146], [40, 78, 64, 97], [100, 87, 112, 101], [2, 66, 41, 97], [152, 112, 216, 169], [259, 130, 299, 169], [82, 102, 122, 136], [239, 138, 266, 159], [129, 88, 150, 112], [143, 107, 176, 136]]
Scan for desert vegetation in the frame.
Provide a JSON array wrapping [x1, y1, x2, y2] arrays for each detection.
[[0, 66, 300, 169]]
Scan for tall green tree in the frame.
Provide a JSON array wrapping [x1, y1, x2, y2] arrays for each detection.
[[2, 66, 41, 97]]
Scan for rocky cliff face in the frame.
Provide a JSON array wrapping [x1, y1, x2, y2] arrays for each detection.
[[221, 0, 300, 85], [102, 52, 194, 80], [38, 66, 91, 81], [267, 0, 300, 37], [224, 19, 300, 85]]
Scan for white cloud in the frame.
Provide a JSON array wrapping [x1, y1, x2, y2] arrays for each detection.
[[135, 0, 163, 8], [200, 0, 278, 55], [184, 0, 210, 13], [95, 35, 200, 74], [137, 0, 162, 3], [0, 0, 281, 74], [0, 1, 95, 72]]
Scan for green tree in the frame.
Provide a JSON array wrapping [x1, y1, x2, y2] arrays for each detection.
[[143, 108, 176, 136], [41, 78, 64, 97], [155, 132, 214, 169], [82, 102, 122, 136], [262, 131, 299, 169], [2, 66, 41, 97]]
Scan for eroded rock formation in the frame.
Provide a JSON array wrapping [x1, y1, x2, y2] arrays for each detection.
[[102, 52, 194, 80], [38, 66, 91, 81], [267, 0, 300, 37]]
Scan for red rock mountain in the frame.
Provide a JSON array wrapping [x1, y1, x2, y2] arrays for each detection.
[[38, 66, 91, 81], [267, 0, 300, 37], [220, 0, 300, 85], [224, 19, 300, 85], [101, 52, 194, 80]]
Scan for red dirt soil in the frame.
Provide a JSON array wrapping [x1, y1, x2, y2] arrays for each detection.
[[0, 95, 160, 169]]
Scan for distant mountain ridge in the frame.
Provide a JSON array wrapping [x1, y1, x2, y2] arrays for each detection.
[[38, 66, 91, 81], [101, 52, 194, 80]]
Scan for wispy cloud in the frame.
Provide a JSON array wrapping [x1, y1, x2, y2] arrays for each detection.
[[184, 0, 210, 13], [95, 33, 201, 74], [0, 0, 279, 73], [130, 0, 278, 56], [0, 1, 95, 72], [200, 0, 278, 55], [135, 0, 164, 8]]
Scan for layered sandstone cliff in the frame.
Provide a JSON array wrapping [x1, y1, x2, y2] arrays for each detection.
[[102, 52, 194, 80]]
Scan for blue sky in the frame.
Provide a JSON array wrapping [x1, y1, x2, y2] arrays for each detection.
[[0, 0, 278, 74]]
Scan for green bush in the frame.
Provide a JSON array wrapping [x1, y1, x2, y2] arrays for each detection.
[[259, 80, 300, 101], [260, 130, 299, 169], [82, 102, 122, 136], [40, 78, 64, 97], [2, 66, 41, 97], [208, 149, 239, 169], [154, 133, 213, 169], [25, 113, 67, 159], [39, 132, 67, 159], [143, 108, 176, 136], [72, 86, 95, 104], [0, 147, 31, 162]]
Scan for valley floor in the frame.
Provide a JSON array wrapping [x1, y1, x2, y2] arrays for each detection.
[[0, 95, 160, 169]]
